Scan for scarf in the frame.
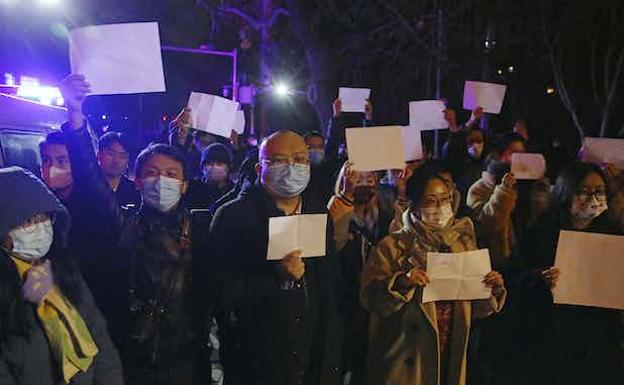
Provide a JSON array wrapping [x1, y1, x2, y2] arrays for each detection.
[[11, 255, 99, 383]]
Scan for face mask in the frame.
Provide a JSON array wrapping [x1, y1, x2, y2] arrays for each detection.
[[203, 165, 228, 183], [262, 163, 310, 198], [308, 149, 325, 166], [46, 166, 72, 190], [353, 186, 376, 205], [141, 176, 182, 212], [468, 143, 484, 159], [9, 219, 54, 261], [419, 203, 454, 229], [570, 196, 608, 221]]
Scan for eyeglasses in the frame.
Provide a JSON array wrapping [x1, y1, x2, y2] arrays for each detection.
[[420, 194, 452, 208], [262, 156, 310, 166], [574, 188, 607, 202]]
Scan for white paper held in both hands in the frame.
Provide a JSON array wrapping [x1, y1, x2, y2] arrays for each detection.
[[69, 22, 166, 95], [552, 231, 624, 310], [408, 100, 448, 131], [267, 214, 328, 261], [338, 87, 371, 113], [232, 110, 246, 135], [580, 137, 624, 167], [511, 153, 547, 180], [401, 126, 424, 162], [187, 92, 240, 138], [422, 249, 492, 303], [346, 125, 406, 172], [462, 81, 507, 114]]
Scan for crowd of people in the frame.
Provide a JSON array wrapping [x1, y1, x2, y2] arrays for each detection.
[[1, 73, 623, 385]]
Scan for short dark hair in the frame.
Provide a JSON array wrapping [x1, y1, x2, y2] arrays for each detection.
[[135, 143, 188, 180], [98, 131, 130, 152], [39, 131, 67, 153], [304, 131, 324, 141], [405, 161, 449, 207], [497, 132, 526, 153]]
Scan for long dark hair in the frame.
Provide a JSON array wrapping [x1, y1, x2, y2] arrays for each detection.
[[0, 223, 82, 342], [406, 162, 449, 207], [546, 162, 609, 225]]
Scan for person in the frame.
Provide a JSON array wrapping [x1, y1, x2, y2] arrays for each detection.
[[0, 166, 123, 385], [60, 74, 212, 385], [443, 107, 489, 200], [327, 162, 409, 385], [40, 131, 74, 201], [208, 130, 342, 385], [506, 162, 623, 385], [183, 143, 235, 210], [304, 130, 335, 206], [360, 163, 506, 385], [467, 133, 527, 266], [211, 148, 259, 214], [97, 131, 140, 206]]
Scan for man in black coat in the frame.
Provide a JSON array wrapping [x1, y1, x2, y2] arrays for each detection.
[[208, 130, 342, 385]]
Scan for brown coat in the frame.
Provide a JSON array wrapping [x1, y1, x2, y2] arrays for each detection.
[[361, 213, 506, 385]]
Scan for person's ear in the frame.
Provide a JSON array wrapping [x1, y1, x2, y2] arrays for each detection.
[[255, 162, 262, 177], [181, 181, 189, 195]]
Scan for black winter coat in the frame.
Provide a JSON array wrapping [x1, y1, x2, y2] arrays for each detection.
[[208, 184, 342, 385]]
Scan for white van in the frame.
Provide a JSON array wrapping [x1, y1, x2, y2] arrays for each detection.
[[0, 93, 67, 175]]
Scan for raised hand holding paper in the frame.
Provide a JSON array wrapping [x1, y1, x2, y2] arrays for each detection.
[[69, 22, 166, 95], [511, 153, 546, 180], [463, 81, 507, 114], [581, 137, 624, 167], [187, 92, 239, 138], [401, 126, 424, 161], [409, 100, 448, 130], [346, 125, 406, 171], [422, 249, 492, 303], [553, 231, 624, 310], [338, 87, 371, 113], [267, 214, 328, 261]]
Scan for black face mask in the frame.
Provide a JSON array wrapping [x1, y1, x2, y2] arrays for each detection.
[[353, 186, 376, 205], [487, 160, 511, 185]]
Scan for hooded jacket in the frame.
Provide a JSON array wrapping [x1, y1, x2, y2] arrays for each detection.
[[0, 166, 123, 385]]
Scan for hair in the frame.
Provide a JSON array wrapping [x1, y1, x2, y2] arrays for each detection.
[[496, 132, 526, 154], [405, 161, 449, 207], [39, 131, 67, 153], [98, 131, 130, 152], [1, 223, 81, 342], [303, 131, 324, 142], [134, 143, 188, 180], [549, 162, 608, 215]]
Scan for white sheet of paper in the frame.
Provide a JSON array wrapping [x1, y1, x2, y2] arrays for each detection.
[[552, 231, 624, 310], [267, 214, 327, 261], [511, 153, 546, 180], [408, 100, 448, 131], [187, 92, 240, 138], [462, 81, 507, 114], [581, 137, 624, 167], [422, 249, 492, 303], [401, 126, 423, 161], [346, 126, 406, 171], [338, 87, 371, 113], [69, 22, 166, 95], [232, 110, 245, 135]]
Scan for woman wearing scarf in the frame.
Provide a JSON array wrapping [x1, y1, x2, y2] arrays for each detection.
[[361, 163, 506, 385], [0, 166, 123, 385]]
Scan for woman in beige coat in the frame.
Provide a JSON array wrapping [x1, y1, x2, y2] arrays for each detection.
[[361, 164, 506, 385]]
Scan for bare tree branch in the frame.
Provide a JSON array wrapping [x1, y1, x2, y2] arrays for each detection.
[[590, 39, 602, 107], [219, 6, 261, 30], [600, 44, 624, 137], [268, 8, 291, 28]]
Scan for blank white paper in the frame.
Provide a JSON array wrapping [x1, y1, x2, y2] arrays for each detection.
[[408, 100, 448, 131], [338, 87, 371, 113], [187, 92, 240, 138], [267, 214, 327, 261], [346, 125, 406, 172], [462, 81, 507, 114], [511, 153, 547, 180], [401, 126, 424, 162], [581, 137, 624, 167], [69, 22, 166, 95]]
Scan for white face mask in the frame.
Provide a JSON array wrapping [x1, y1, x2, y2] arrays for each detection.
[[141, 176, 183, 212], [9, 219, 54, 261], [467, 143, 484, 159], [203, 165, 229, 183], [46, 166, 72, 190], [418, 203, 454, 229], [570, 195, 608, 221]]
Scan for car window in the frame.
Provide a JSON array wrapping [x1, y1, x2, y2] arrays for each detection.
[[0, 130, 46, 176]]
